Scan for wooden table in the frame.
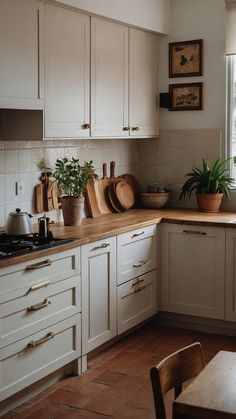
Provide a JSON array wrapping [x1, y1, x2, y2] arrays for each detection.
[[173, 351, 236, 419]]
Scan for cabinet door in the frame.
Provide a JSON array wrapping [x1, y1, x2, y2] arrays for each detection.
[[81, 237, 116, 354], [91, 17, 129, 137], [161, 223, 225, 319], [225, 228, 236, 321], [0, 0, 44, 109], [117, 270, 157, 335], [44, 4, 90, 138], [129, 29, 159, 137]]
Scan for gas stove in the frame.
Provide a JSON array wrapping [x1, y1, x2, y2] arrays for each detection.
[[0, 232, 74, 259]]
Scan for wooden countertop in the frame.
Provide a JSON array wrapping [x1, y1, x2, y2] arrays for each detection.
[[1, 208, 236, 268]]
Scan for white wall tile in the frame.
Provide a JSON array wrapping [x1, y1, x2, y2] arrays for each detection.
[[19, 150, 32, 172], [0, 151, 5, 174], [5, 150, 19, 174], [5, 174, 19, 205], [0, 175, 5, 207]]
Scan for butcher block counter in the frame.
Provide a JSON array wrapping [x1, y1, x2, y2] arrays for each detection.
[[1, 208, 236, 268]]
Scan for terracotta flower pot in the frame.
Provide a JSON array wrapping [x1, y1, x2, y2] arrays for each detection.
[[60, 196, 85, 226], [196, 193, 223, 213]]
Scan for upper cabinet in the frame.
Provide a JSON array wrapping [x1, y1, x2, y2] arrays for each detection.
[[129, 29, 159, 137], [44, 3, 90, 138], [90, 18, 129, 138], [0, 0, 44, 110], [91, 18, 159, 138]]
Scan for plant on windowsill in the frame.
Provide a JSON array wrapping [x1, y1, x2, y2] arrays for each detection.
[[53, 157, 98, 225], [179, 158, 234, 213]]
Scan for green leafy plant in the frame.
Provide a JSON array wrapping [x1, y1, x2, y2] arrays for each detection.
[[53, 157, 98, 197], [180, 158, 234, 199]]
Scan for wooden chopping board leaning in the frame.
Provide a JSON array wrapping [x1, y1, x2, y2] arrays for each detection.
[[35, 172, 60, 213]]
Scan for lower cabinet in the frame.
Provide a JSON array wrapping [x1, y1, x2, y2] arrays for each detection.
[[117, 270, 157, 334], [0, 314, 81, 402], [0, 248, 81, 402], [81, 237, 116, 354], [161, 223, 225, 320], [226, 228, 236, 321]]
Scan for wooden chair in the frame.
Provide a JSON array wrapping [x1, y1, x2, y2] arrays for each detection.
[[150, 342, 205, 419]]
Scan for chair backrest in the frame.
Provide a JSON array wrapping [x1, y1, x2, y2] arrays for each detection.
[[150, 342, 205, 419]]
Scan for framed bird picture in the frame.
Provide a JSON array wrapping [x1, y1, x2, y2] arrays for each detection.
[[169, 39, 203, 77]]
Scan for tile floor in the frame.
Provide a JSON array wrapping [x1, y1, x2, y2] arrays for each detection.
[[3, 321, 236, 419]]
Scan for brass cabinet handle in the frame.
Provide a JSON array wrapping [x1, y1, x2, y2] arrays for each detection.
[[134, 287, 143, 293], [26, 259, 52, 270], [132, 278, 144, 287], [183, 230, 207, 235], [28, 281, 51, 293], [123, 126, 130, 131], [27, 298, 51, 312], [27, 332, 55, 348], [92, 243, 110, 250], [132, 126, 139, 131], [132, 231, 145, 238], [133, 260, 147, 268], [82, 123, 90, 129]]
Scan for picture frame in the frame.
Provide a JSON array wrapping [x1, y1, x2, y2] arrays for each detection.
[[169, 82, 203, 111], [169, 39, 203, 77]]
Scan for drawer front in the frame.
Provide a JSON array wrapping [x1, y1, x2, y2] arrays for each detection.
[[0, 247, 79, 301], [117, 225, 157, 285], [0, 314, 81, 402], [0, 275, 81, 348], [117, 270, 157, 334]]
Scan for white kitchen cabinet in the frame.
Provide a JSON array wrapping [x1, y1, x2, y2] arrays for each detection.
[[117, 270, 157, 334], [44, 3, 90, 138], [0, 247, 81, 401], [91, 18, 159, 138], [90, 17, 129, 137], [161, 223, 225, 320], [117, 224, 157, 285], [129, 29, 159, 137], [81, 237, 116, 354], [0, 0, 44, 109], [225, 228, 236, 321], [117, 225, 158, 334]]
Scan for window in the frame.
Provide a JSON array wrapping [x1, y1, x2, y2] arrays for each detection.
[[227, 56, 236, 180]]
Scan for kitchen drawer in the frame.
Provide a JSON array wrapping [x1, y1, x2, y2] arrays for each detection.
[[117, 270, 157, 334], [0, 247, 80, 299], [0, 275, 81, 348], [0, 314, 81, 402], [117, 225, 157, 285]]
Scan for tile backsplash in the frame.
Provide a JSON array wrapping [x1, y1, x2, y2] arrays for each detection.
[[0, 128, 226, 228]]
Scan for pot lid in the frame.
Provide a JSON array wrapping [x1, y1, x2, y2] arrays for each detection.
[[9, 208, 32, 217]]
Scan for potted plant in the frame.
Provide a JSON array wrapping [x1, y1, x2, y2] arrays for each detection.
[[180, 158, 234, 212], [53, 157, 97, 225]]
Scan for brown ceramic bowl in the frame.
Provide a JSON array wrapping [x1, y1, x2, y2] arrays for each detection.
[[140, 192, 171, 209]]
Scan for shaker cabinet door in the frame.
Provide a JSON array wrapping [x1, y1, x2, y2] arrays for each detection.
[[129, 29, 159, 137], [44, 3, 90, 138], [91, 17, 129, 137], [0, 0, 44, 109]]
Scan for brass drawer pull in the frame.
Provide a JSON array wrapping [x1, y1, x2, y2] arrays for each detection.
[[28, 281, 51, 293], [27, 298, 51, 312], [132, 231, 145, 238], [132, 126, 139, 131], [132, 279, 144, 287], [92, 243, 110, 250], [123, 126, 130, 131], [82, 123, 90, 129], [27, 332, 55, 348], [133, 260, 147, 268], [134, 287, 143, 293], [26, 259, 52, 270], [183, 230, 207, 235]]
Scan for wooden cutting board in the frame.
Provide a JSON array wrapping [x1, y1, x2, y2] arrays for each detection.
[[114, 180, 135, 210], [35, 183, 46, 213], [118, 173, 140, 206], [94, 163, 113, 214], [85, 178, 101, 218]]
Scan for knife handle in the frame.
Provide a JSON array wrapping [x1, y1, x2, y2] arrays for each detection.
[[110, 161, 115, 178]]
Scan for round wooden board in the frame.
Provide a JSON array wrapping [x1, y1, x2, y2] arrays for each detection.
[[114, 180, 135, 210], [108, 182, 123, 213]]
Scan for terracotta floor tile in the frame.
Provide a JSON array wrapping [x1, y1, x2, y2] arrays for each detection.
[[3, 322, 234, 419]]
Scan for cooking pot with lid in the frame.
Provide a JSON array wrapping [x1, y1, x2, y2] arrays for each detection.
[[7, 208, 33, 235]]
